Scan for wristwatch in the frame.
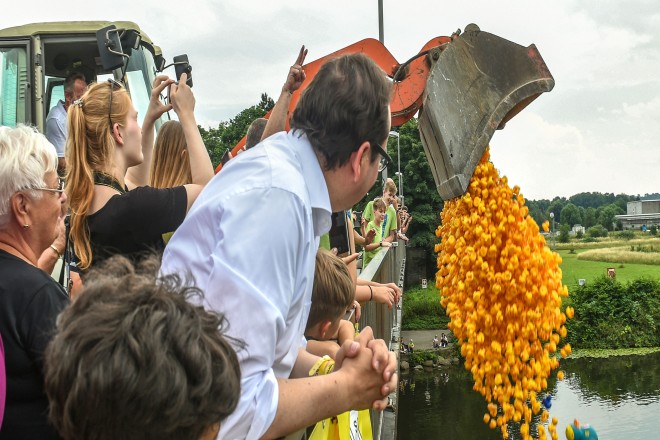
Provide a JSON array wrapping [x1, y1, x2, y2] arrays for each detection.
[[379, 241, 383, 247]]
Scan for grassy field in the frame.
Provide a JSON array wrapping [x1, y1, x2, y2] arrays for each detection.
[[558, 248, 660, 288]]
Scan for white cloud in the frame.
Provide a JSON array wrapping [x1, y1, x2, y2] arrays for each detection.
[[490, 112, 589, 200], [621, 97, 660, 119]]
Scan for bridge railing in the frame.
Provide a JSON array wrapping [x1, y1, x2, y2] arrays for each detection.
[[358, 241, 405, 440]]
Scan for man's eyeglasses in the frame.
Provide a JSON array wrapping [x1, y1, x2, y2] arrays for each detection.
[[35, 178, 65, 194], [372, 143, 392, 172], [107, 79, 123, 128]]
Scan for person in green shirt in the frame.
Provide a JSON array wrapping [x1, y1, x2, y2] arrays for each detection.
[[362, 197, 392, 267], [361, 178, 398, 243]]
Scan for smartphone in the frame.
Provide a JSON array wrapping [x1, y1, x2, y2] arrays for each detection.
[[353, 211, 363, 229], [173, 54, 193, 87], [220, 148, 232, 165], [328, 211, 351, 256]]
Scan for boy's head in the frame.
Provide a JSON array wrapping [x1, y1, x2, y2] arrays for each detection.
[[306, 248, 355, 340], [372, 197, 387, 224], [382, 178, 397, 205], [44, 256, 242, 440]]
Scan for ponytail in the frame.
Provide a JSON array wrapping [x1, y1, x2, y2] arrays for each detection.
[[65, 82, 129, 270]]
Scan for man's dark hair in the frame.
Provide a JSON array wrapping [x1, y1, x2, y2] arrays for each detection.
[[245, 117, 268, 149], [44, 255, 242, 440], [291, 53, 392, 170], [64, 71, 86, 93]]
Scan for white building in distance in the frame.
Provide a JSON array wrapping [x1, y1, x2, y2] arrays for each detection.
[[615, 200, 660, 230]]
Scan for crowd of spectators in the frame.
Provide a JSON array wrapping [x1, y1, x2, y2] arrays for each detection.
[[0, 46, 406, 440]]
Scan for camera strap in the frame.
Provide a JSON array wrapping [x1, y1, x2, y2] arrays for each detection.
[[58, 216, 71, 293]]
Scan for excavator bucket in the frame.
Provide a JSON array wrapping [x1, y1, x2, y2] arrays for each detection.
[[418, 24, 554, 201]]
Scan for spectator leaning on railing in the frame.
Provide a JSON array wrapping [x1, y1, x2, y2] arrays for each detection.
[[160, 52, 398, 440], [362, 197, 392, 268]]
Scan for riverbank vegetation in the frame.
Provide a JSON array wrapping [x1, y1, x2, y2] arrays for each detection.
[[569, 347, 660, 358], [564, 276, 660, 349], [402, 285, 448, 330], [406, 344, 460, 367]]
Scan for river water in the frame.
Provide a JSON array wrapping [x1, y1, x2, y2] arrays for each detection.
[[397, 351, 660, 439]]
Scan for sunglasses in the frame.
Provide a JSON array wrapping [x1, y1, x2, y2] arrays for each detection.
[[107, 78, 123, 127], [372, 143, 392, 172]]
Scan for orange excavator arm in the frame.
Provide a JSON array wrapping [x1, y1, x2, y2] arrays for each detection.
[[218, 24, 554, 201], [217, 36, 449, 169]]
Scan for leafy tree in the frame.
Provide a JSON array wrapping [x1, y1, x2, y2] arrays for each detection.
[[558, 223, 571, 243], [394, 119, 443, 252], [583, 207, 597, 228], [547, 197, 567, 224], [578, 206, 586, 225], [569, 192, 615, 209], [200, 93, 274, 167], [596, 203, 624, 231], [560, 203, 582, 227]]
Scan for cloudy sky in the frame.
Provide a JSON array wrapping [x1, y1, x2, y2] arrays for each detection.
[[2, 0, 658, 200]]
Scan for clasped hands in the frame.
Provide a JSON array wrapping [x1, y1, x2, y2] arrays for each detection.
[[333, 326, 397, 411]]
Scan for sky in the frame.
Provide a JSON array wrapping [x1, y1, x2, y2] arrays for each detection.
[[1, 0, 658, 200]]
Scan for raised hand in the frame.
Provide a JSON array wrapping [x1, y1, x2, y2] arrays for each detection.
[[169, 72, 196, 119], [283, 45, 308, 94], [145, 74, 175, 123]]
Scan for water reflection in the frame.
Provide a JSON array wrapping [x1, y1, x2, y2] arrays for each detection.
[[397, 352, 659, 440], [563, 352, 660, 402]]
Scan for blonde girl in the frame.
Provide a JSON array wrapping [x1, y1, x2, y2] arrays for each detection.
[[65, 73, 213, 281]]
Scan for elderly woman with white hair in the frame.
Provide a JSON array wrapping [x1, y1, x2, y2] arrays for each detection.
[[0, 124, 69, 439]]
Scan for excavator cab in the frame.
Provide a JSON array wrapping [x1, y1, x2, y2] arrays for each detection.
[[417, 24, 555, 200], [0, 21, 190, 134]]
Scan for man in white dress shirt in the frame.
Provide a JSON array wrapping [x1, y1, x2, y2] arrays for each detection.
[[161, 52, 397, 440]]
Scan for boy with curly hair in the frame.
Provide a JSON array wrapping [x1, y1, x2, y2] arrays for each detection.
[[44, 256, 241, 440]]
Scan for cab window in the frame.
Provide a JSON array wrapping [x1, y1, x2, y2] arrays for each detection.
[[0, 46, 29, 127]]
